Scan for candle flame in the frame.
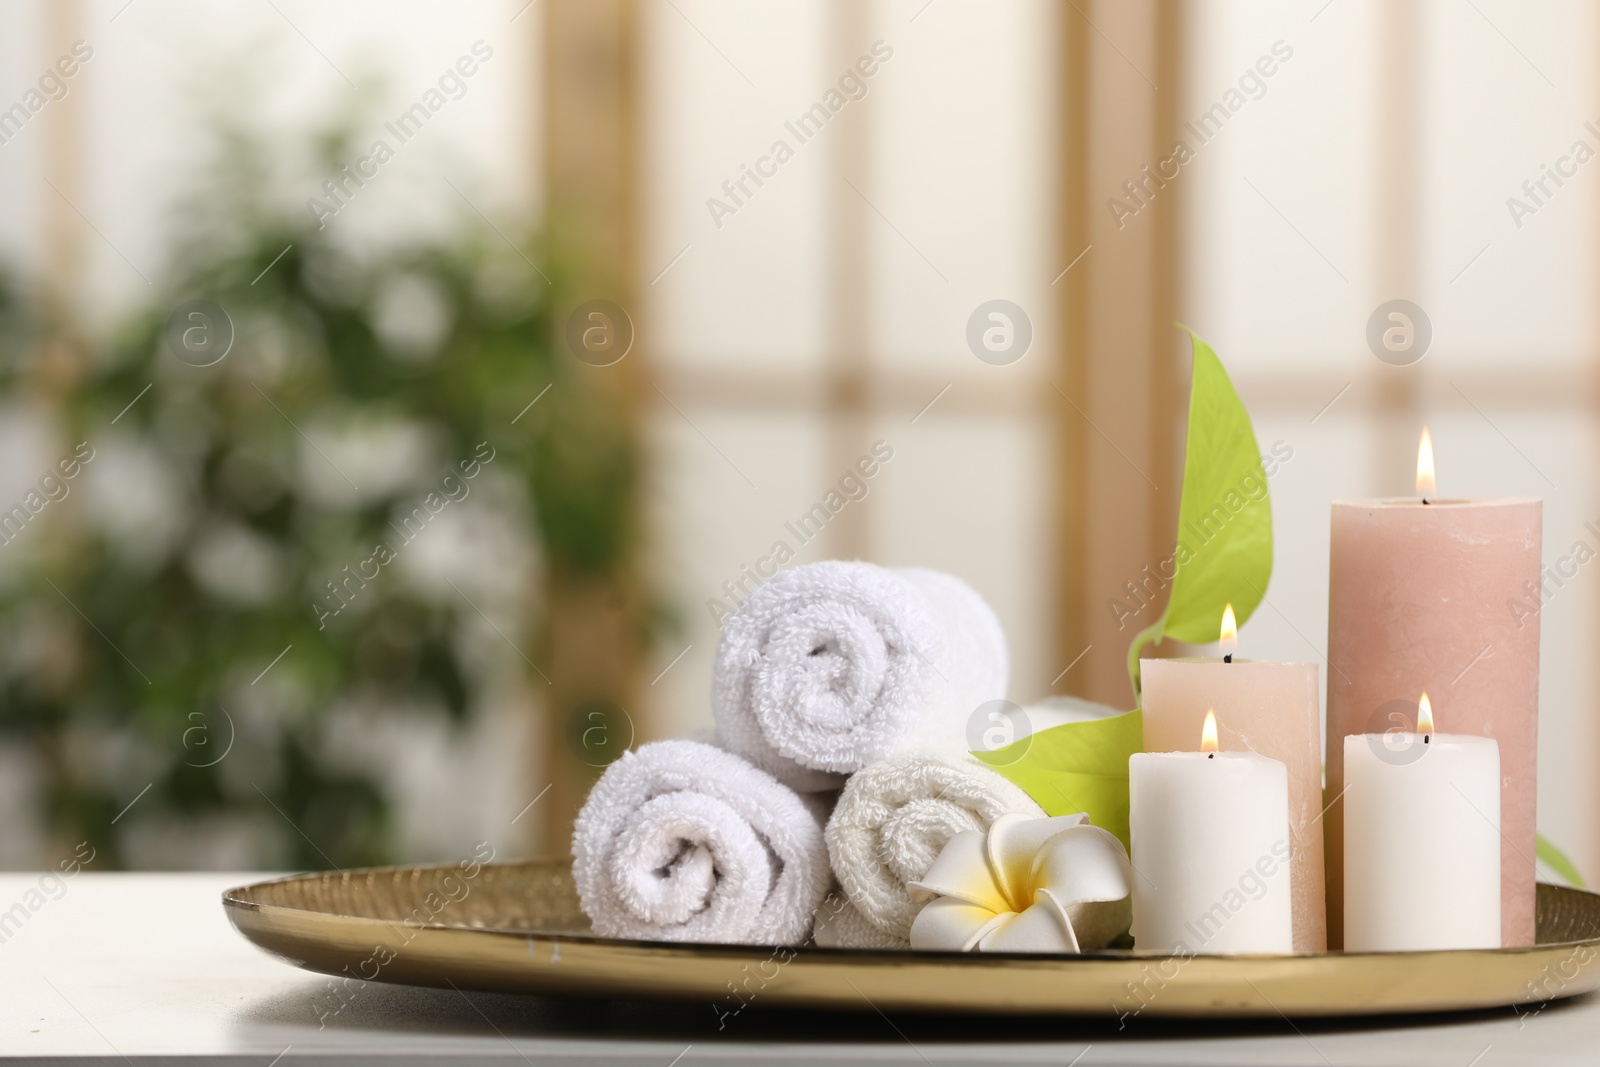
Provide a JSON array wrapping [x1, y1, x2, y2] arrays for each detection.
[[1201, 709, 1219, 753], [1219, 603, 1238, 650], [1417, 692, 1434, 734], [1417, 427, 1436, 499]]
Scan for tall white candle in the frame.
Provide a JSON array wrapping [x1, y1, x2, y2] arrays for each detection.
[[1344, 694, 1501, 951], [1130, 712, 1293, 954]]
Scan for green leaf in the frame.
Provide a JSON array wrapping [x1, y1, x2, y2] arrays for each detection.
[[1538, 833, 1587, 888], [1127, 330, 1273, 700], [975, 709, 1143, 849]]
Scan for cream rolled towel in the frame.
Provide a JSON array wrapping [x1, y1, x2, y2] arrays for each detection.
[[572, 740, 831, 945], [812, 891, 910, 950], [713, 562, 1009, 793], [822, 750, 1045, 947]]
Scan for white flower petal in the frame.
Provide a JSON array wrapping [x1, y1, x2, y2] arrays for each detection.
[[1031, 824, 1134, 907], [1057, 891, 1133, 952], [909, 896, 1007, 951], [909, 813, 1134, 955], [976, 897, 1080, 954], [984, 812, 1088, 908], [908, 829, 1007, 912]]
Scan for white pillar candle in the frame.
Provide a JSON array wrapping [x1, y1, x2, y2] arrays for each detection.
[[1343, 695, 1501, 951], [1142, 604, 1325, 951], [1129, 713, 1294, 954]]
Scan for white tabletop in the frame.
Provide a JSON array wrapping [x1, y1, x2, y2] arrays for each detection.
[[4, 871, 1599, 1065]]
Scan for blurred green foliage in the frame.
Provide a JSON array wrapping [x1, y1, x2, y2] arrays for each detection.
[[0, 125, 640, 869]]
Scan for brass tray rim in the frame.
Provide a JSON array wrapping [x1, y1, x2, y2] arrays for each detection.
[[221, 859, 1600, 1018], [221, 862, 1595, 961]]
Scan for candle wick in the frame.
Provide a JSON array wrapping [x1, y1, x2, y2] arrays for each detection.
[[1207, 752, 1214, 759], [1424, 734, 1430, 744], [1422, 498, 1430, 505], [1223, 653, 1233, 664]]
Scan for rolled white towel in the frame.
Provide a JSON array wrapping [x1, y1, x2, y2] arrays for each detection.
[[813, 891, 910, 950], [713, 562, 1009, 793], [572, 740, 831, 945], [823, 750, 1044, 947]]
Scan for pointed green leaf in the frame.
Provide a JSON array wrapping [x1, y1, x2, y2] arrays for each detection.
[[1128, 330, 1273, 699], [974, 709, 1143, 848], [1538, 833, 1587, 888]]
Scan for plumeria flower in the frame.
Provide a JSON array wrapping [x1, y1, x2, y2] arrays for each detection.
[[908, 812, 1133, 952]]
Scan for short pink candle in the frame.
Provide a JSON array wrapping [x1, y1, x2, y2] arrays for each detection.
[[1326, 487, 1540, 949], [1143, 653, 1325, 952]]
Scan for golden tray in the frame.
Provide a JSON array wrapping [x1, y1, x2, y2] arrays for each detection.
[[224, 859, 1600, 1018]]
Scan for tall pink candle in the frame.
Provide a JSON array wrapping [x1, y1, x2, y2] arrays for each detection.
[[1326, 495, 1540, 949], [1143, 657, 1325, 952]]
